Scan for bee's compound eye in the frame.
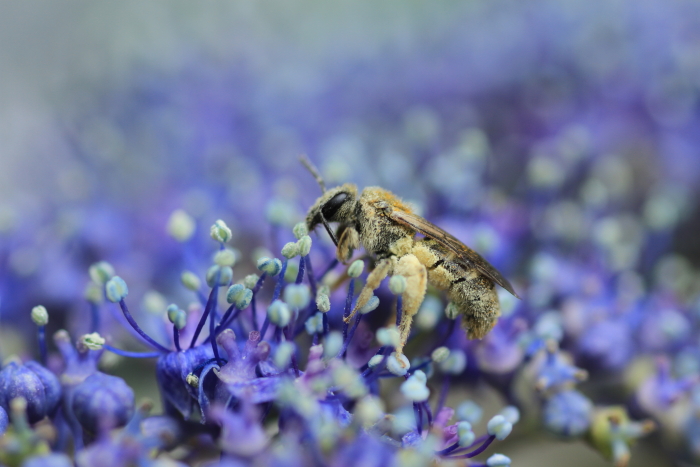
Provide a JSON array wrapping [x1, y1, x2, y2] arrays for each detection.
[[321, 192, 349, 219]]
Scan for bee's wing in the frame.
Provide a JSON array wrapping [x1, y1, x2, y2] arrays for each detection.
[[388, 209, 520, 298]]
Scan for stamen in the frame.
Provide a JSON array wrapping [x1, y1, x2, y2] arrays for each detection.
[[103, 344, 162, 358], [189, 283, 219, 349], [118, 299, 170, 353]]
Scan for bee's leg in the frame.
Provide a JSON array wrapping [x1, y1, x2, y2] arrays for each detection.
[[344, 257, 394, 323], [336, 225, 360, 264], [393, 254, 427, 358]]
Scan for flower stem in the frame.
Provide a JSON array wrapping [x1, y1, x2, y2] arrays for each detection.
[[118, 299, 170, 352], [104, 344, 162, 358], [38, 325, 47, 365], [189, 284, 219, 349]]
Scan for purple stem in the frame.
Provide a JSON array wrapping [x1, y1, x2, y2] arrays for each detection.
[[338, 314, 363, 359], [89, 302, 100, 333], [304, 256, 317, 296], [273, 260, 288, 300], [413, 402, 423, 432], [316, 258, 338, 282], [296, 256, 306, 284], [38, 326, 47, 365], [189, 284, 219, 349], [422, 401, 433, 427], [173, 326, 181, 352], [210, 299, 222, 364], [450, 435, 496, 459], [104, 344, 162, 358], [118, 299, 171, 353], [342, 279, 355, 345], [436, 375, 450, 415]]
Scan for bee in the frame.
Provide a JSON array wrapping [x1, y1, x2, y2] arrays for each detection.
[[301, 156, 519, 358]]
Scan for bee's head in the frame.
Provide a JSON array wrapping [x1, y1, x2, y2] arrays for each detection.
[[306, 183, 358, 232]]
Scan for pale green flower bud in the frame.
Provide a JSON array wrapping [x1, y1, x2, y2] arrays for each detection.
[[348, 260, 364, 278], [284, 284, 310, 309], [400, 371, 430, 401], [214, 249, 237, 267], [305, 313, 324, 335], [297, 235, 312, 256], [84, 281, 103, 304], [167, 210, 195, 242], [376, 326, 400, 347], [89, 261, 115, 285], [243, 274, 259, 289], [206, 265, 233, 287], [226, 284, 253, 309], [439, 349, 467, 374], [293, 222, 308, 240], [445, 301, 460, 319], [386, 352, 410, 376], [267, 300, 291, 327], [166, 304, 187, 330], [181, 271, 201, 291], [105, 276, 129, 303], [80, 332, 105, 350], [323, 331, 343, 359], [274, 341, 296, 369], [281, 242, 299, 259], [31, 305, 48, 326], [359, 295, 380, 314], [210, 219, 232, 243], [257, 257, 283, 276], [431, 347, 450, 363], [389, 275, 407, 294], [316, 293, 331, 313]]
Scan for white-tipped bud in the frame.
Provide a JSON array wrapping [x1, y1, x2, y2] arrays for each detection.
[[445, 302, 460, 319], [499, 406, 520, 424], [80, 332, 105, 350], [105, 276, 129, 303], [214, 249, 237, 267], [486, 454, 511, 467], [267, 300, 291, 327], [457, 421, 475, 447], [206, 265, 233, 287], [297, 235, 312, 256], [305, 313, 324, 335], [243, 274, 259, 289], [210, 219, 232, 243], [439, 349, 467, 374], [257, 257, 283, 276], [284, 284, 311, 309], [181, 271, 201, 291], [386, 352, 410, 376], [416, 296, 442, 330], [293, 222, 308, 240], [355, 395, 385, 426], [142, 291, 167, 315], [167, 210, 195, 242], [400, 371, 430, 401], [487, 415, 513, 441], [89, 261, 115, 285], [359, 295, 380, 314], [389, 275, 407, 294], [31, 305, 48, 326], [348, 260, 364, 278], [323, 331, 343, 359], [316, 293, 331, 313], [226, 284, 253, 309], [431, 346, 450, 363], [376, 326, 400, 348], [281, 242, 299, 259], [167, 304, 187, 330], [456, 400, 483, 424], [274, 341, 296, 369], [186, 374, 199, 387], [84, 281, 103, 304]]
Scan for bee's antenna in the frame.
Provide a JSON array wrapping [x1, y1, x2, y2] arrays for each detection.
[[299, 155, 326, 193]]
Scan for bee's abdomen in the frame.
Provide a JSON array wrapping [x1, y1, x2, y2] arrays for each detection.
[[412, 238, 500, 339]]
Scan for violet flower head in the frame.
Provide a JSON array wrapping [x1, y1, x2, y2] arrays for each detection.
[[71, 372, 135, 434], [0, 360, 61, 424]]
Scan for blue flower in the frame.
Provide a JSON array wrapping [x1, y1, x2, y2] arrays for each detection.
[[0, 360, 61, 424]]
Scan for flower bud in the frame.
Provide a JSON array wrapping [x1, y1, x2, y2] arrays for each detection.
[[180, 271, 201, 291], [226, 284, 253, 309], [274, 341, 296, 369], [167, 210, 195, 242], [142, 290, 167, 315], [316, 293, 331, 313], [431, 347, 450, 363], [457, 421, 475, 447], [105, 276, 129, 303], [206, 265, 233, 287], [268, 300, 291, 327], [284, 284, 311, 309], [281, 242, 299, 259], [305, 313, 324, 335], [297, 235, 312, 256], [360, 295, 380, 314], [389, 275, 407, 294], [257, 257, 283, 276], [214, 248, 237, 267], [456, 400, 483, 424], [323, 332, 343, 359], [84, 281, 103, 304], [79, 333, 106, 351], [0, 361, 61, 424], [400, 371, 430, 401], [293, 222, 308, 240], [167, 304, 187, 330], [386, 352, 410, 376], [243, 274, 260, 289], [376, 326, 400, 347], [31, 305, 48, 326], [71, 372, 135, 434], [445, 302, 459, 319], [487, 414, 513, 440], [89, 261, 115, 285], [439, 349, 467, 374], [210, 219, 232, 243], [348, 260, 364, 278], [500, 405, 520, 424], [355, 395, 385, 427], [487, 454, 512, 467], [0, 405, 7, 434]]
